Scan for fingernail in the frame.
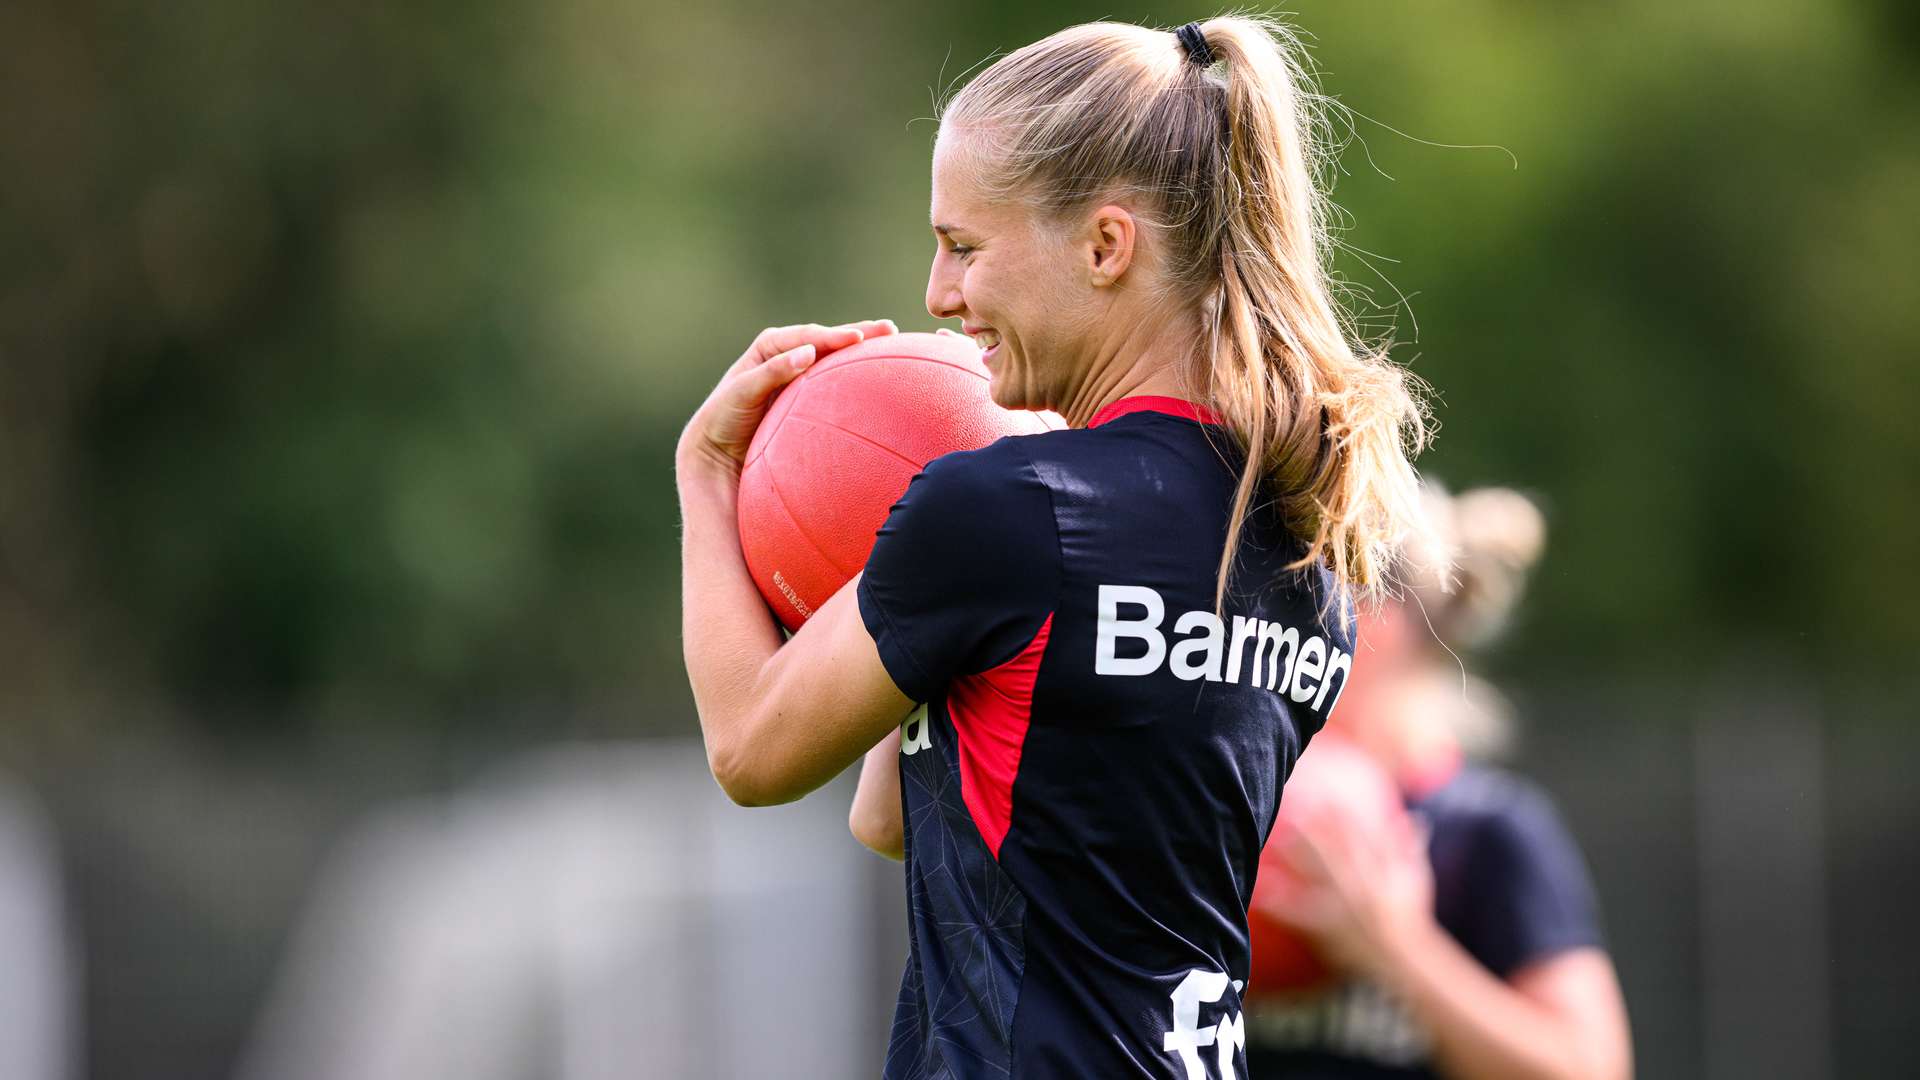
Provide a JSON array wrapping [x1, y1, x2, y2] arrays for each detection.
[[791, 344, 817, 368]]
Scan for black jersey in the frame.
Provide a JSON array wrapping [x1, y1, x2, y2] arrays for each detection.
[[1243, 764, 1607, 1077], [857, 397, 1355, 1079]]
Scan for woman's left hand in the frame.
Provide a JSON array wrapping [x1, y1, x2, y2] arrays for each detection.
[[677, 319, 897, 475], [1256, 803, 1436, 982]]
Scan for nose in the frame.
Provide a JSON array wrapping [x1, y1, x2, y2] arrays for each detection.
[[926, 252, 962, 321]]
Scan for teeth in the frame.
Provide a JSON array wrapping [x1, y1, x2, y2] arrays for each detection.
[[972, 330, 1001, 350]]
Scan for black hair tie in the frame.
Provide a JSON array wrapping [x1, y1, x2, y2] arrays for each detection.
[[1175, 22, 1214, 67]]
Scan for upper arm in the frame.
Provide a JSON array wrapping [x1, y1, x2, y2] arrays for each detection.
[[1464, 784, 1607, 978], [1460, 780, 1630, 1077], [712, 577, 915, 806], [1509, 948, 1634, 1080], [716, 439, 1058, 806], [856, 441, 1060, 699]]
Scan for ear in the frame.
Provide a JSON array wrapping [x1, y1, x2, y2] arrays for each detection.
[[1083, 204, 1137, 287]]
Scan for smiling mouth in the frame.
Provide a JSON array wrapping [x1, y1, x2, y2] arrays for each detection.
[[966, 327, 1002, 364]]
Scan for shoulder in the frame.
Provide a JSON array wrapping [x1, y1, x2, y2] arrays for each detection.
[[884, 434, 1058, 543], [1423, 765, 1598, 912], [998, 416, 1244, 523], [860, 433, 1065, 697], [1425, 767, 1574, 848], [911, 432, 1052, 506], [870, 432, 1061, 579], [1424, 766, 1605, 972], [1424, 765, 1547, 815]]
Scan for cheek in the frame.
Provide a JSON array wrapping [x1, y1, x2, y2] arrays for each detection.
[[987, 278, 1042, 343], [1021, 252, 1093, 336], [964, 264, 1002, 315]]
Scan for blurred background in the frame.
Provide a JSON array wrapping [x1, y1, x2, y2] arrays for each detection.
[[2, 0, 1916, 1076]]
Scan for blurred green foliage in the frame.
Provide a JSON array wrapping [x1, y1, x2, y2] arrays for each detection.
[[2, 0, 1915, 736]]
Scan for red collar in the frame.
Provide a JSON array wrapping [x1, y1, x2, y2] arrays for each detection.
[[1086, 395, 1223, 428]]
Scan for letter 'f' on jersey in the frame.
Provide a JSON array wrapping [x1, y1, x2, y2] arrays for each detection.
[[858, 397, 1353, 1080]]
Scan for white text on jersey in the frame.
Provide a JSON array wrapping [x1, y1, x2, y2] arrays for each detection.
[[1094, 585, 1351, 714]]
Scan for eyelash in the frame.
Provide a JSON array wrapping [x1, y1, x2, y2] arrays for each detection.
[[949, 244, 974, 260]]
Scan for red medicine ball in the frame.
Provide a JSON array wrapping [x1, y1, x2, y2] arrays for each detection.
[[738, 331, 1061, 631]]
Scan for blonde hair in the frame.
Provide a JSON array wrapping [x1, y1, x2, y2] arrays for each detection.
[[939, 16, 1432, 610], [1389, 483, 1547, 760], [1404, 482, 1548, 653]]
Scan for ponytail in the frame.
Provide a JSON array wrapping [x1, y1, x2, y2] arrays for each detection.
[[1199, 17, 1431, 613]]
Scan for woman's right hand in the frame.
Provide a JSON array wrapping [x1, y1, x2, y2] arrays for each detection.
[[1257, 803, 1435, 982], [677, 319, 897, 476]]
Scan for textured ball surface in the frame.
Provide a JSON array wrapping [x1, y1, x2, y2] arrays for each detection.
[[738, 331, 1060, 631], [1247, 736, 1410, 995]]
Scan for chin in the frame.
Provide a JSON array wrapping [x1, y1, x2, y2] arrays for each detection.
[[987, 369, 1049, 414], [988, 380, 1037, 413]]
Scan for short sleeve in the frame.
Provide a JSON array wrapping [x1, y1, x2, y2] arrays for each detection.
[[856, 439, 1060, 702], [1461, 782, 1607, 978]]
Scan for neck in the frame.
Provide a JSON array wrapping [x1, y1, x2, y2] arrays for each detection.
[[1349, 670, 1465, 792], [1055, 303, 1206, 428], [1380, 711, 1460, 787]]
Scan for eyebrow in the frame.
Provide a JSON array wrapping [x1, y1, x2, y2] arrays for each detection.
[[931, 223, 962, 237]]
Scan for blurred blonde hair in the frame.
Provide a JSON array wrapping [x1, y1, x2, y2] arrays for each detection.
[[939, 16, 1432, 612], [1391, 483, 1547, 759], [1404, 482, 1548, 653]]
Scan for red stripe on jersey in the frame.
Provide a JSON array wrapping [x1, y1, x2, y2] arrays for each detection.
[[1086, 395, 1223, 428], [948, 613, 1054, 859]]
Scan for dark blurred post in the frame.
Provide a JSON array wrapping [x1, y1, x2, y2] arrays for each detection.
[[1695, 678, 1829, 1080]]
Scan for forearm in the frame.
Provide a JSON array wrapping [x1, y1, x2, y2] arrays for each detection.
[[850, 729, 905, 860], [1372, 921, 1625, 1080], [675, 318, 909, 806], [677, 450, 786, 786]]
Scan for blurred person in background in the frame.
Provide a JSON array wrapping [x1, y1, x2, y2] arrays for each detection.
[[1245, 485, 1632, 1080]]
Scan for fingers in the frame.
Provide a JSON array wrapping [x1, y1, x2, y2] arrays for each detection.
[[1278, 822, 1334, 882], [839, 318, 898, 341], [1284, 807, 1373, 889], [714, 343, 817, 428], [733, 343, 819, 407], [742, 319, 897, 368], [736, 324, 853, 372]]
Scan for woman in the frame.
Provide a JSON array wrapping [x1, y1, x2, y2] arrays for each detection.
[[1245, 486, 1634, 1079], [678, 17, 1428, 1078]]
